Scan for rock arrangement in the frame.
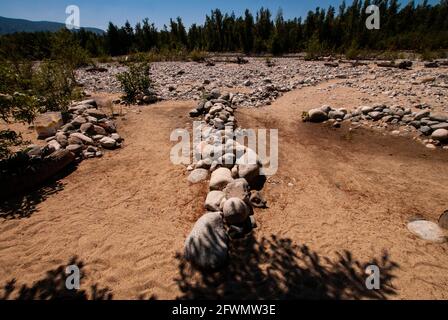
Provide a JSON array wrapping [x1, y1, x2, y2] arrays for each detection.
[[183, 90, 268, 270], [29, 99, 123, 160], [76, 58, 370, 108], [76, 58, 448, 111], [304, 104, 448, 149]]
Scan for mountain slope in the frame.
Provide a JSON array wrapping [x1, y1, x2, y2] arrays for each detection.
[[0, 16, 104, 35]]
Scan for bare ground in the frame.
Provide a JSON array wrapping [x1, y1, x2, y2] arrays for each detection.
[[1, 81, 447, 300]]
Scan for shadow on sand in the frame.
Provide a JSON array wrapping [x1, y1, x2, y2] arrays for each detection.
[[0, 164, 77, 220], [175, 234, 399, 300], [0, 256, 113, 300]]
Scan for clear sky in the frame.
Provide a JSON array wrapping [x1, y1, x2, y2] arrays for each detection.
[[0, 0, 440, 30]]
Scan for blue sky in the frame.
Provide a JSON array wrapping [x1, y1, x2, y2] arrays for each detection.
[[0, 0, 440, 30]]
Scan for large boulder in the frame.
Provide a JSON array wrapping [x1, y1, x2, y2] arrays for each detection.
[[34, 112, 63, 139], [222, 198, 250, 225], [184, 212, 229, 270], [431, 129, 448, 142], [210, 168, 234, 191], [205, 191, 226, 212], [307, 108, 328, 123]]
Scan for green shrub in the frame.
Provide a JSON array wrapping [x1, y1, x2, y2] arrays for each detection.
[[0, 130, 23, 159], [189, 50, 207, 62], [345, 47, 361, 60], [116, 62, 153, 103], [33, 60, 80, 112], [305, 33, 323, 61]]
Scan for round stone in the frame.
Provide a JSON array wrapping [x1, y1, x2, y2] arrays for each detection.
[[439, 211, 448, 230], [407, 220, 446, 243]]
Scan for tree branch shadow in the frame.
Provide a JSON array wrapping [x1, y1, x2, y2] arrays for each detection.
[[175, 234, 399, 300], [0, 256, 113, 300], [0, 164, 77, 220]]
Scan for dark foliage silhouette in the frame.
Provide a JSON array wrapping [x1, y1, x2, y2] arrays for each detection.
[[0, 256, 113, 300], [175, 234, 399, 300]]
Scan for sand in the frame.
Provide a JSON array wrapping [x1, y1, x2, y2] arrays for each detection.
[[1, 81, 448, 300]]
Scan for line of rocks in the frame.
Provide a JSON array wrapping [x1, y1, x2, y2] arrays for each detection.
[[28, 99, 123, 160], [304, 104, 448, 149], [183, 90, 268, 270], [76, 59, 370, 108]]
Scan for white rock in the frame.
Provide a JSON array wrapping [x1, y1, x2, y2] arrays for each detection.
[[100, 137, 117, 149], [407, 220, 446, 243], [210, 168, 234, 191], [205, 191, 226, 212], [188, 169, 209, 184]]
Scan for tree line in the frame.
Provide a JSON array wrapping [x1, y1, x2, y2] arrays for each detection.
[[1, 0, 447, 61]]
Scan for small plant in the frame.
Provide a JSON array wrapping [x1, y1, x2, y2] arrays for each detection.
[[265, 57, 275, 67], [189, 50, 207, 62], [301, 111, 310, 122], [0, 130, 23, 159], [116, 62, 155, 104]]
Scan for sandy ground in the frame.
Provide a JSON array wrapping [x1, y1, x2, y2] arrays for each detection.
[[1, 81, 448, 300]]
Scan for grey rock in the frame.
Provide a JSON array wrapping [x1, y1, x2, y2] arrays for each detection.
[[93, 125, 107, 136], [419, 126, 432, 135], [71, 116, 87, 127], [86, 109, 107, 119], [307, 108, 328, 123], [99, 136, 117, 149], [210, 168, 234, 191], [25, 145, 42, 157], [328, 110, 345, 120], [223, 178, 250, 204], [110, 133, 122, 142], [70, 133, 93, 145], [80, 122, 94, 134], [431, 123, 448, 131], [188, 169, 209, 184], [439, 210, 448, 230], [222, 197, 250, 225], [429, 113, 448, 122], [361, 106, 374, 114], [66, 144, 83, 154], [205, 191, 226, 212], [47, 140, 61, 151], [414, 110, 430, 120], [184, 212, 228, 270], [431, 129, 448, 142]]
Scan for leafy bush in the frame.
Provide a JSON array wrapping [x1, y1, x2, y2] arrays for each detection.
[[305, 33, 323, 61], [345, 47, 361, 60], [0, 130, 23, 159], [116, 63, 153, 103], [0, 57, 79, 158], [33, 60, 80, 112], [189, 50, 207, 62]]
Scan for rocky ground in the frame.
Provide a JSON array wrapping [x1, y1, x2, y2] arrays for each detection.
[[0, 57, 447, 300], [76, 57, 448, 111]]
